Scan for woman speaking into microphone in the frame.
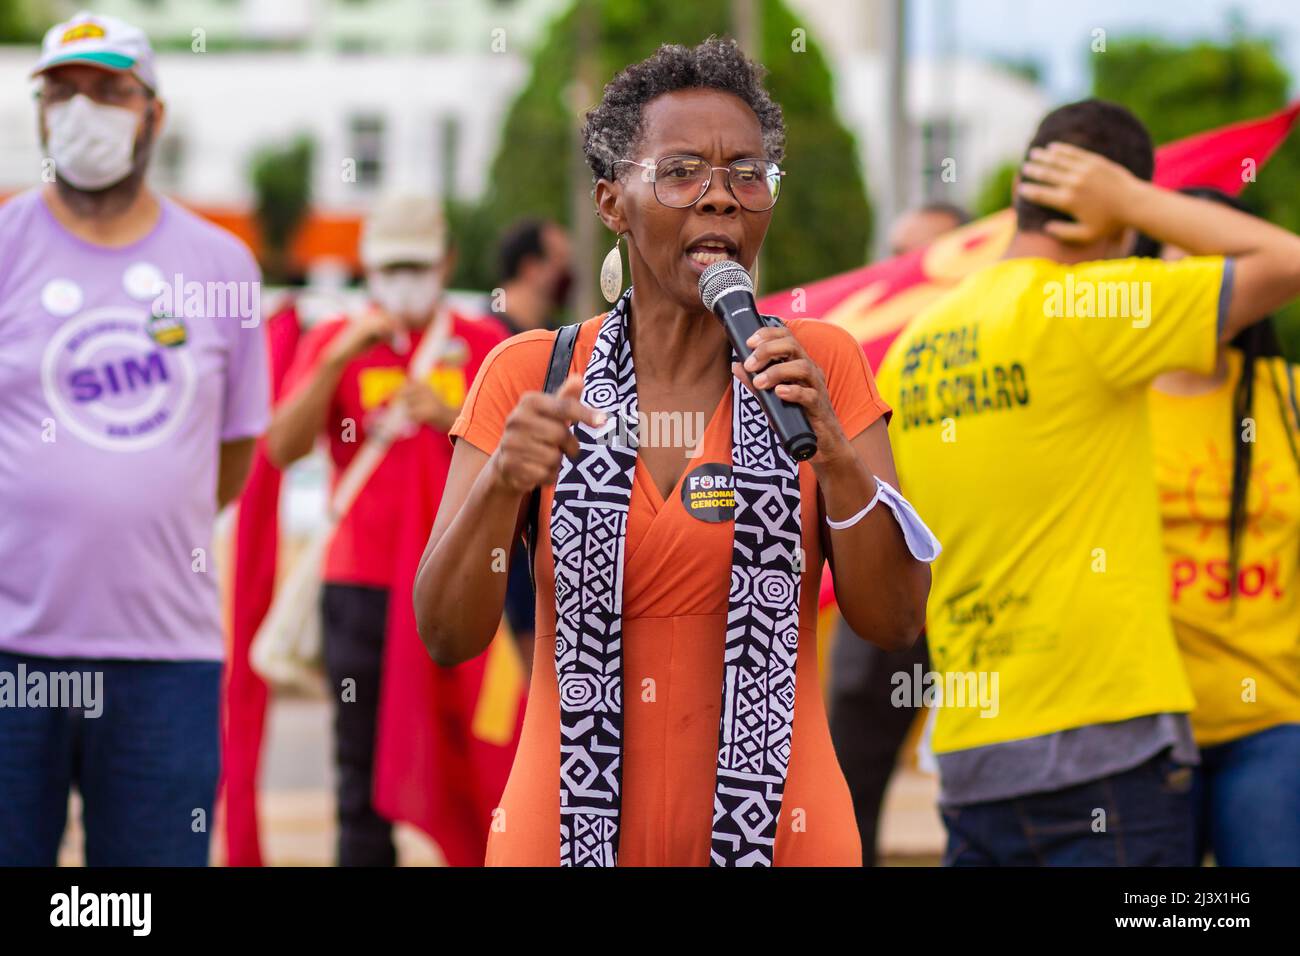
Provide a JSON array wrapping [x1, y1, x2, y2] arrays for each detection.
[[414, 37, 939, 867]]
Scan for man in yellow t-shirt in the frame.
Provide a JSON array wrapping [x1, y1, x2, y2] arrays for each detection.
[[264, 196, 505, 866], [877, 99, 1300, 866]]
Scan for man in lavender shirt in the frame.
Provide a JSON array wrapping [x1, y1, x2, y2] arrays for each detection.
[[0, 12, 270, 865]]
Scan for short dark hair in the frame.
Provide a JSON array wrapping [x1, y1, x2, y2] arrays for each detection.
[[1015, 98, 1154, 233], [917, 201, 971, 226], [498, 218, 551, 282], [581, 36, 785, 183]]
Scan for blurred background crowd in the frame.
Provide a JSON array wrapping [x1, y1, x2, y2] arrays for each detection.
[[3, 0, 1299, 865]]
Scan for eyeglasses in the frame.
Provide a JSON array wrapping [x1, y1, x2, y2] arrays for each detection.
[[613, 155, 785, 212], [38, 77, 151, 109]]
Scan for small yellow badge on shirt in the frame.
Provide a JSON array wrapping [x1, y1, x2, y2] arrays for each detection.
[[681, 463, 734, 523], [146, 313, 187, 348]]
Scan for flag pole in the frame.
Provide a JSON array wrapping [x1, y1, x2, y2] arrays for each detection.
[[879, 0, 908, 260], [569, 0, 598, 325]]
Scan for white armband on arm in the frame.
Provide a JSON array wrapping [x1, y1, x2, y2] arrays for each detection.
[[825, 477, 942, 563]]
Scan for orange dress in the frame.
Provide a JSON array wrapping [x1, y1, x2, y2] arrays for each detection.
[[450, 316, 891, 866]]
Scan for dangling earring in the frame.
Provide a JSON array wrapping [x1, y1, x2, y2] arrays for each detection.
[[600, 233, 625, 304]]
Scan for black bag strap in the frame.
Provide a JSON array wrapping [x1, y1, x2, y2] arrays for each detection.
[[525, 322, 581, 588]]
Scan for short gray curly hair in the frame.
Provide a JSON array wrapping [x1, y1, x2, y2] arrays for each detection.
[[581, 36, 786, 183]]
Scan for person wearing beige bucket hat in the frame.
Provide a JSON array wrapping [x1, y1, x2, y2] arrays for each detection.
[[265, 196, 506, 865]]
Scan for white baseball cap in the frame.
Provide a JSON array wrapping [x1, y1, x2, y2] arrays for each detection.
[[32, 11, 158, 93], [361, 195, 449, 270]]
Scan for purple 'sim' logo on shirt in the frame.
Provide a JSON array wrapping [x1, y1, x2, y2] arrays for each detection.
[[41, 307, 198, 452]]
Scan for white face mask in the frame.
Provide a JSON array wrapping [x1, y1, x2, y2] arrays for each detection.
[[44, 94, 139, 191], [369, 269, 441, 326]]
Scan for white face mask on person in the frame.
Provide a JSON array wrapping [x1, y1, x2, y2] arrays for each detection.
[[369, 269, 441, 326], [44, 94, 140, 191]]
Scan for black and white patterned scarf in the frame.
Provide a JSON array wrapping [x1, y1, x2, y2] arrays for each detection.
[[551, 289, 803, 867]]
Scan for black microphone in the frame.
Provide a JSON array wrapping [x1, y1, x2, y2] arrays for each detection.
[[699, 260, 818, 462]]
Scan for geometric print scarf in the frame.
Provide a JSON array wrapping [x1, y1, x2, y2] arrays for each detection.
[[551, 288, 803, 867]]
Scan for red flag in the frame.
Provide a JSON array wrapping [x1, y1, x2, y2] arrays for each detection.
[[1152, 102, 1300, 193], [753, 103, 1300, 609], [371, 428, 525, 866], [220, 301, 301, 866]]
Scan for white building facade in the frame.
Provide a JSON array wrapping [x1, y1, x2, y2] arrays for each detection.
[[0, 0, 1048, 232]]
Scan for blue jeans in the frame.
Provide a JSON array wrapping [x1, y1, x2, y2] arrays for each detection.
[[941, 750, 1195, 865], [1193, 723, 1300, 866], [0, 651, 221, 866]]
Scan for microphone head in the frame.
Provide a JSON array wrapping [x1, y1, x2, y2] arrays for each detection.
[[699, 259, 753, 311]]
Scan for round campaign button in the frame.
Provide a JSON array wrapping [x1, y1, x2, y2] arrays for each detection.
[[441, 336, 470, 366], [41, 278, 83, 317], [123, 261, 165, 301], [680, 462, 735, 523]]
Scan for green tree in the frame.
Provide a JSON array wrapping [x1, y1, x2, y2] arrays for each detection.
[[1091, 30, 1300, 353], [453, 0, 872, 302], [973, 159, 1017, 218], [249, 136, 315, 284], [0, 0, 48, 44]]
